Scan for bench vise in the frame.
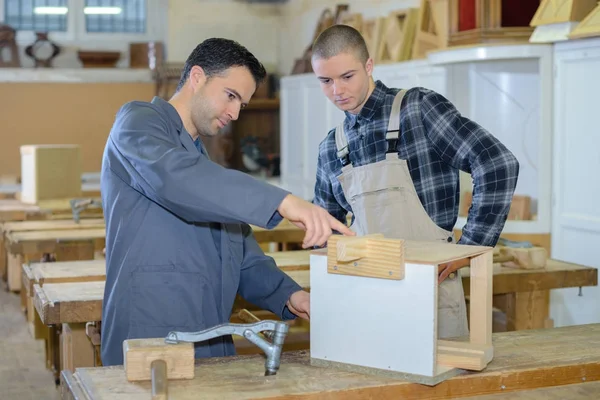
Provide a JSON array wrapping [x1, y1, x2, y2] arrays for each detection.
[[70, 198, 102, 223], [165, 319, 289, 376]]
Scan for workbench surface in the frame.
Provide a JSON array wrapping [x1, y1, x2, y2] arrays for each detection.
[[469, 381, 600, 399], [61, 323, 600, 399]]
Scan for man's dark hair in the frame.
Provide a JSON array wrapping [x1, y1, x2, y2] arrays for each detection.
[[176, 38, 267, 92], [312, 25, 370, 64]]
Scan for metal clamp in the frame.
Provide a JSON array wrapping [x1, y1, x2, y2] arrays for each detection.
[[165, 320, 289, 376], [70, 198, 102, 223]]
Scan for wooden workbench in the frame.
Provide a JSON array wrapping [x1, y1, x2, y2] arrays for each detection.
[[4, 227, 105, 292], [60, 323, 600, 399], [0, 219, 105, 281], [0, 198, 102, 222], [469, 381, 600, 399], [31, 252, 596, 331]]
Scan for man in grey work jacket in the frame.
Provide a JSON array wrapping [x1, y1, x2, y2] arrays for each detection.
[[100, 38, 354, 366], [310, 26, 519, 339]]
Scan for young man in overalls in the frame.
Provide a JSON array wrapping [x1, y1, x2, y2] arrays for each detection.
[[310, 25, 520, 339]]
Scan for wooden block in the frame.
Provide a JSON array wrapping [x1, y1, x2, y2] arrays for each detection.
[[123, 338, 194, 382], [412, 0, 450, 59], [327, 234, 404, 280], [498, 246, 548, 269], [569, 3, 600, 39], [377, 9, 419, 63], [20, 144, 82, 204], [362, 17, 384, 61], [530, 0, 598, 26]]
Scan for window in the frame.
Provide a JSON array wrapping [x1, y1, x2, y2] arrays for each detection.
[[85, 0, 146, 34], [4, 0, 68, 32]]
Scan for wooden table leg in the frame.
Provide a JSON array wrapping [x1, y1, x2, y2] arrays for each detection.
[[493, 290, 554, 331]]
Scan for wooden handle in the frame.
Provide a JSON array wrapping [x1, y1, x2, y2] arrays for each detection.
[[151, 359, 168, 400], [238, 308, 261, 324]]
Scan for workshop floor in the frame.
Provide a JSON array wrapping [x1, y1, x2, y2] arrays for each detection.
[[0, 280, 60, 400]]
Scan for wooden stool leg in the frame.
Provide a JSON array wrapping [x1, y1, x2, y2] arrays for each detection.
[[493, 290, 553, 331]]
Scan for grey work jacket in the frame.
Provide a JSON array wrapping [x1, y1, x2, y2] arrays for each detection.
[[100, 96, 301, 366]]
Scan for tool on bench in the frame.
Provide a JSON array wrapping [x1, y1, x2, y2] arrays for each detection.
[[70, 198, 102, 222], [237, 308, 276, 341], [165, 317, 290, 376], [438, 238, 548, 282]]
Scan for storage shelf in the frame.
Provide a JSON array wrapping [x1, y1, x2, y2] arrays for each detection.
[[244, 98, 279, 111], [427, 43, 552, 65]]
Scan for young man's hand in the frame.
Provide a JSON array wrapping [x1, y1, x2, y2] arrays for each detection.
[[286, 290, 310, 320], [437, 257, 471, 284], [278, 194, 355, 248]]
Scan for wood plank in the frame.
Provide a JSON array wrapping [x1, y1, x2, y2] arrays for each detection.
[[0, 199, 42, 222], [469, 381, 600, 399], [1, 218, 104, 234], [462, 259, 598, 294], [64, 324, 600, 399], [5, 228, 105, 254], [34, 281, 105, 325], [251, 220, 305, 244], [32, 269, 309, 326]]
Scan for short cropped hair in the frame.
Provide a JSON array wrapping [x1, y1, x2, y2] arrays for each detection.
[[176, 38, 266, 92], [311, 25, 370, 64]]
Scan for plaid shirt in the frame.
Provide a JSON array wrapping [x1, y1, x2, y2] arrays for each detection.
[[313, 80, 519, 247]]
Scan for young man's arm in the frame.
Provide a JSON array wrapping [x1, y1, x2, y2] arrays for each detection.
[[418, 89, 520, 247]]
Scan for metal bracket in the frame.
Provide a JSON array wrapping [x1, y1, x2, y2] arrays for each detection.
[[70, 198, 102, 223], [165, 320, 289, 376]]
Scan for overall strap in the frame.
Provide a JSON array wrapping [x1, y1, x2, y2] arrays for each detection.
[[335, 122, 351, 167], [385, 89, 407, 154]]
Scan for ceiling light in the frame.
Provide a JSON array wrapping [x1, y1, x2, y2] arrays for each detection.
[[33, 7, 68, 15], [84, 7, 122, 15]]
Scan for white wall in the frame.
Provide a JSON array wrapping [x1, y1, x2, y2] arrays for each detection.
[[278, 0, 420, 75], [167, 0, 282, 72]]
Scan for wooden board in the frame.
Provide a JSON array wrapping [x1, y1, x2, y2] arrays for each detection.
[[0, 199, 42, 222], [61, 324, 600, 399], [34, 281, 105, 325], [28, 259, 106, 289], [251, 220, 305, 244], [461, 258, 598, 294], [1, 218, 104, 233], [33, 268, 310, 326], [314, 240, 491, 266], [5, 228, 106, 253], [469, 381, 600, 399], [530, 0, 598, 26], [412, 0, 449, 59], [569, 3, 600, 39]]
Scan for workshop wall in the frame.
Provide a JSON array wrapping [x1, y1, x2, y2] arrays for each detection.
[[167, 0, 283, 73]]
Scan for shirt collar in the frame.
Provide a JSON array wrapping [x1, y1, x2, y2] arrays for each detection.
[[151, 96, 183, 132], [345, 80, 388, 129]]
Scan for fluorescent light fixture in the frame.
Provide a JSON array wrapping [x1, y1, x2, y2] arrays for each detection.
[[33, 7, 68, 15], [84, 7, 122, 15]]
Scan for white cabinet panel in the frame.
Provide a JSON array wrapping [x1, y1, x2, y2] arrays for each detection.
[[551, 37, 600, 327], [280, 80, 306, 197], [469, 60, 540, 204], [303, 83, 332, 200]]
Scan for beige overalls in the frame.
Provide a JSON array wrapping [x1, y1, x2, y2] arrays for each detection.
[[334, 89, 469, 339]]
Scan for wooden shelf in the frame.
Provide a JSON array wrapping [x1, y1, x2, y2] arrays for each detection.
[[244, 98, 279, 111]]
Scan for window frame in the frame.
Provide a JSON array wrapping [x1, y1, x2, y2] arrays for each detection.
[[0, 0, 166, 46]]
